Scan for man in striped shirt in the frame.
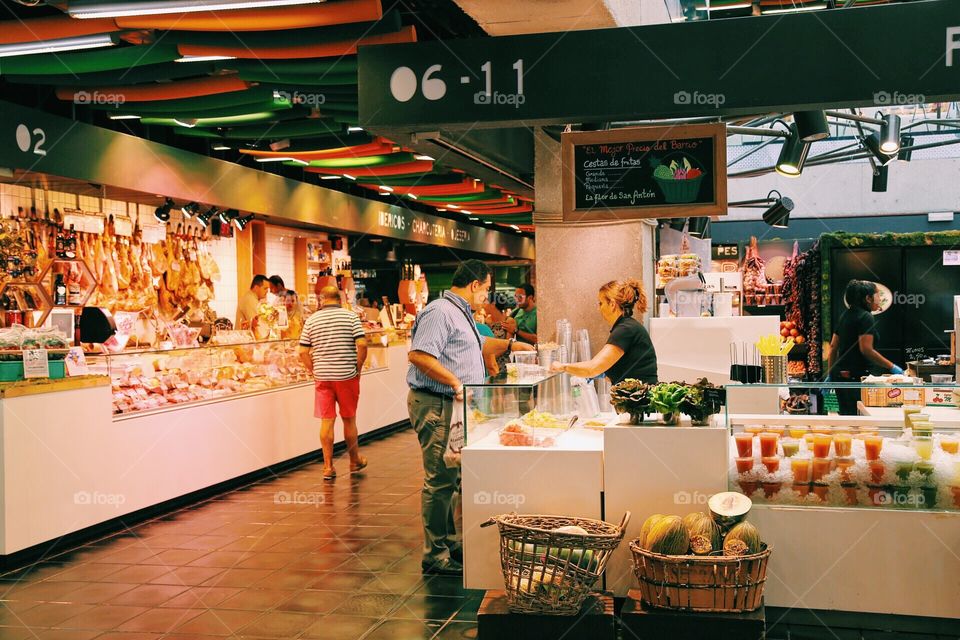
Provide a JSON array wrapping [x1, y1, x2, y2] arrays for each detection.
[[298, 286, 368, 481], [407, 260, 534, 576]]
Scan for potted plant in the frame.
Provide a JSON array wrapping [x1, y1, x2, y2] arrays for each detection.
[[681, 378, 722, 426], [610, 379, 652, 425], [650, 382, 689, 425]]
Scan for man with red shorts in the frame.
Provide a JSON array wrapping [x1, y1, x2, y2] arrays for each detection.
[[298, 285, 368, 480]]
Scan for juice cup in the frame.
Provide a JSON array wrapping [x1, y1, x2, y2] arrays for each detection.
[[812, 484, 829, 501], [811, 457, 831, 482], [907, 412, 929, 426], [781, 439, 800, 458], [812, 434, 832, 458], [762, 456, 780, 473], [743, 424, 764, 435], [793, 482, 811, 497], [735, 457, 755, 473], [836, 457, 855, 482], [913, 437, 933, 461], [940, 437, 959, 455], [951, 486, 960, 508], [911, 421, 934, 438], [859, 425, 879, 436], [766, 425, 786, 436], [739, 479, 759, 496], [867, 485, 888, 506], [864, 435, 883, 461], [834, 433, 853, 457], [734, 433, 754, 457], [915, 461, 935, 481], [811, 425, 832, 434], [842, 483, 859, 506], [762, 481, 782, 499], [803, 433, 817, 452], [903, 406, 921, 428], [868, 460, 886, 483], [895, 461, 915, 482], [954, 460, 960, 485], [759, 432, 780, 457], [791, 458, 812, 483], [789, 426, 807, 439], [890, 485, 912, 509]]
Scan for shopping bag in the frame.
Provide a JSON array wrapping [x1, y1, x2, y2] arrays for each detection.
[[444, 398, 465, 468]]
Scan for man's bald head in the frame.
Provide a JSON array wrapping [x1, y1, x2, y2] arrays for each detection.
[[319, 285, 341, 303]]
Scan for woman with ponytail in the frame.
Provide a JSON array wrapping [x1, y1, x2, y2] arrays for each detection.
[[550, 279, 658, 384]]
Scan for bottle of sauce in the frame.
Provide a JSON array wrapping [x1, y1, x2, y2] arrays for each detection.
[[54, 274, 67, 306]]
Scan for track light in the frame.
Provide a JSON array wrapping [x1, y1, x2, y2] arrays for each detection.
[[897, 134, 914, 162], [233, 214, 255, 231], [154, 198, 174, 223], [762, 190, 793, 228], [68, 0, 322, 19], [0, 33, 117, 58], [196, 207, 217, 227], [776, 123, 810, 177], [687, 217, 710, 237], [872, 165, 888, 193], [219, 208, 238, 224], [862, 133, 896, 166], [181, 202, 199, 218], [879, 114, 901, 154], [793, 111, 830, 142]]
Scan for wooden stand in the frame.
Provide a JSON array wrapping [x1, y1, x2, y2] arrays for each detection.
[[477, 590, 615, 640], [620, 589, 765, 640]]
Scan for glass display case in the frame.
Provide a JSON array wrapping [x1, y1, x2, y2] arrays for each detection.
[[725, 382, 960, 512], [463, 372, 582, 448]]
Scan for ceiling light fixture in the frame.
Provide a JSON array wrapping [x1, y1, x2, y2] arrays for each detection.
[[406, 193, 418, 200], [173, 118, 197, 128], [762, 3, 826, 14], [762, 190, 793, 228], [897, 134, 914, 162], [255, 157, 293, 163], [379, 185, 394, 193], [233, 213, 255, 231], [290, 159, 310, 166], [175, 55, 237, 63], [347, 126, 364, 133], [68, 0, 321, 19], [341, 173, 356, 181], [196, 207, 218, 227], [319, 175, 340, 180], [154, 197, 174, 223], [879, 114, 902, 154], [862, 133, 896, 166], [793, 110, 830, 142], [775, 123, 810, 177], [180, 202, 199, 218], [414, 155, 435, 161], [108, 114, 140, 120], [219, 208, 238, 224], [0, 33, 117, 58], [212, 144, 230, 151], [687, 217, 709, 237]]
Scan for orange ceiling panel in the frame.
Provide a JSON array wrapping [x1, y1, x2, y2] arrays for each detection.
[[114, 0, 381, 31], [177, 26, 415, 60], [55, 75, 251, 102], [0, 15, 118, 44]]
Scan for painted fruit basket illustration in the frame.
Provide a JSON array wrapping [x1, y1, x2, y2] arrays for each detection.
[[653, 155, 706, 204]]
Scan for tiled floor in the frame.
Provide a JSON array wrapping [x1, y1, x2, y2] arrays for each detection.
[[0, 429, 483, 640]]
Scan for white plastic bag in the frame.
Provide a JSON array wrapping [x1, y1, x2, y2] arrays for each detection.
[[444, 398, 465, 468]]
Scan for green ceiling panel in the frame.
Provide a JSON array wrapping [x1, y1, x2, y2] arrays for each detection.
[[3, 62, 216, 86], [118, 99, 294, 120], [87, 88, 279, 113], [0, 43, 180, 76], [142, 111, 280, 127], [358, 174, 469, 187], [209, 118, 345, 139], [238, 71, 358, 86], [290, 152, 416, 169], [220, 57, 358, 75], [417, 190, 508, 203]]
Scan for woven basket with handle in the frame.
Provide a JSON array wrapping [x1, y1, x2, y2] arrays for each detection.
[[481, 512, 630, 615]]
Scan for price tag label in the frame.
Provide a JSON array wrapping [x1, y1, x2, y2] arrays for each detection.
[[22, 348, 50, 378], [141, 224, 167, 244], [64, 347, 88, 377], [113, 216, 133, 237], [944, 249, 960, 266]]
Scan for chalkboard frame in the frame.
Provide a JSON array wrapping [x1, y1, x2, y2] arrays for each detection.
[[561, 123, 727, 222]]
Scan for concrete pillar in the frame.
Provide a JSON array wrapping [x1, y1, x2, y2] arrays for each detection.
[[533, 129, 657, 352]]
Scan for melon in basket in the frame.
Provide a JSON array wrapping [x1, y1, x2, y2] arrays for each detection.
[[645, 515, 690, 555], [724, 521, 762, 555], [708, 491, 753, 531], [683, 512, 722, 553], [639, 513, 665, 548]]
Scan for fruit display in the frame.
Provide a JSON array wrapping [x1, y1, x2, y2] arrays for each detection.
[[778, 320, 805, 345], [644, 516, 690, 555], [0, 327, 69, 360], [498, 421, 557, 447], [656, 253, 702, 288], [636, 492, 765, 557]]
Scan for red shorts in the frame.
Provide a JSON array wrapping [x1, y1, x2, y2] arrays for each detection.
[[314, 376, 360, 419]]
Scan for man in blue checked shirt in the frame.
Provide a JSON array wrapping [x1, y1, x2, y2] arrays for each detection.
[[407, 259, 534, 576]]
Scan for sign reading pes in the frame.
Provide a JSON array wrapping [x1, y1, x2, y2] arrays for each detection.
[[561, 124, 726, 222]]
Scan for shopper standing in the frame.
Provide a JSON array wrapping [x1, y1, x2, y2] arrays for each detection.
[[268, 275, 287, 299], [505, 284, 538, 344], [828, 279, 904, 415], [407, 260, 533, 575], [236, 274, 269, 330], [299, 285, 369, 480]]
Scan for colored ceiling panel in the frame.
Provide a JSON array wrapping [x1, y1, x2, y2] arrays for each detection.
[[292, 152, 416, 168], [55, 75, 251, 102], [86, 87, 278, 112], [222, 57, 357, 75], [305, 160, 433, 177], [113, 0, 381, 31], [4, 61, 217, 86], [0, 16, 119, 44], [464, 205, 533, 215], [171, 12, 400, 48], [416, 189, 508, 203], [141, 111, 280, 127], [364, 179, 484, 197], [240, 140, 393, 159], [237, 71, 357, 86], [0, 43, 179, 75], [177, 25, 415, 60], [190, 118, 346, 139], [357, 174, 469, 187], [118, 99, 295, 120]]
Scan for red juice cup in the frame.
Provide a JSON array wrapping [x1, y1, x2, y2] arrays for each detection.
[[951, 486, 960, 509], [739, 479, 759, 496], [811, 457, 831, 482], [762, 456, 780, 473], [812, 484, 829, 501], [868, 460, 885, 483], [759, 432, 780, 457], [836, 457, 855, 482], [793, 482, 811, 497], [762, 481, 782, 499], [864, 435, 883, 461], [734, 433, 754, 457], [842, 483, 859, 505], [735, 457, 755, 473]]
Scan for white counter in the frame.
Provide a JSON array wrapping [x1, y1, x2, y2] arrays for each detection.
[[0, 343, 411, 556]]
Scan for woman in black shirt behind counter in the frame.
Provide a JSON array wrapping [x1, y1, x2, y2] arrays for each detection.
[[550, 279, 658, 384]]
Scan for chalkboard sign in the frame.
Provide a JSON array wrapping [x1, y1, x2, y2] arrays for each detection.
[[905, 346, 928, 363], [562, 124, 727, 222]]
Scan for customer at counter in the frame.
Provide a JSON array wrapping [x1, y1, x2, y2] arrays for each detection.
[[505, 284, 538, 345], [407, 260, 533, 576], [828, 279, 905, 415], [550, 279, 658, 384]]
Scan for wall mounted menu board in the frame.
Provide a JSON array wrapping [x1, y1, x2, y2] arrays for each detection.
[[562, 124, 726, 222]]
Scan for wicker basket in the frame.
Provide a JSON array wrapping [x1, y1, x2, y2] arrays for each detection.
[[630, 541, 772, 612], [481, 512, 631, 615]]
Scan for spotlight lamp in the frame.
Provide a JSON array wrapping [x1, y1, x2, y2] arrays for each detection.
[[196, 207, 218, 227], [776, 122, 810, 177], [762, 190, 793, 228], [154, 197, 174, 222], [180, 202, 199, 218], [897, 134, 914, 162], [233, 214, 255, 231], [793, 110, 830, 142], [219, 208, 239, 224], [862, 133, 896, 166], [879, 113, 902, 154]]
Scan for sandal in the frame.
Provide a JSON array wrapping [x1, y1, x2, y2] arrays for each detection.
[[350, 457, 368, 473], [322, 467, 337, 481]]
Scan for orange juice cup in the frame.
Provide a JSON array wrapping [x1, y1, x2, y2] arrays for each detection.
[[793, 482, 811, 497], [812, 484, 829, 501], [791, 458, 812, 483], [951, 486, 960, 509], [766, 425, 786, 436], [834, 433, 853, 457], [789, 426, 807, 439], [744, 425, 764, 435], [812, 434, 832, 458], [835, 457, 855, 482], [803, 433, 817, 451], [842, 483, 859, 505], [762, 456, 781, 473], [762, 481, 782, 499], [735, 457, 755, 473], [781, 439, 800, 458], [734, 433, 754, 457], [812, 425, 832, 434], [811, 457, 831, 482], [864, 435, 883, 461], [941, 437, 959, 455], [739, 479, 759, 496], [868, 460, 886, 483], [859, 426, 879, 436], [759, 432, 780, 457]]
